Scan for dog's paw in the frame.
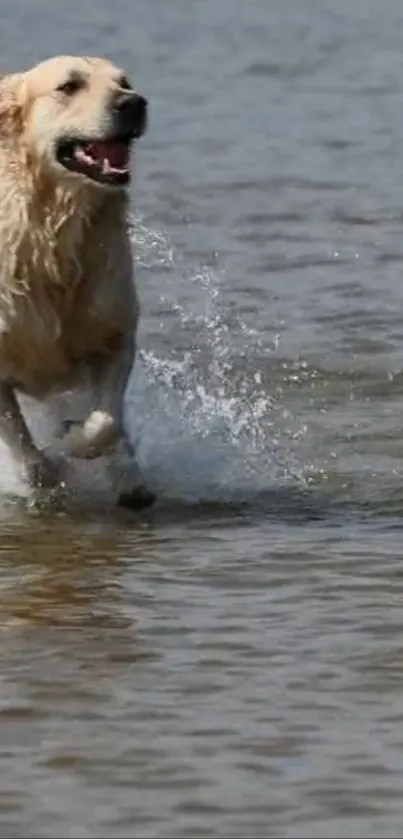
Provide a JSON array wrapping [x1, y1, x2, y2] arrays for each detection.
[[60, 411, 119, 459], [117, 485, 156, 510], [112, 456, 156, 511]]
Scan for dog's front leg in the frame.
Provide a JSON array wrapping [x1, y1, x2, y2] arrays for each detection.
[[0, 383, 60, 489], [60, 340, 155, 509], [61, 338, 134, 459]]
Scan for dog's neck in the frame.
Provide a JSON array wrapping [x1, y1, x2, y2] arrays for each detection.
[[0, 146, 128, 296]]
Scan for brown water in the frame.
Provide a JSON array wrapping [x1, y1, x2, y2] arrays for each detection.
[[2, 0, 403, 836]]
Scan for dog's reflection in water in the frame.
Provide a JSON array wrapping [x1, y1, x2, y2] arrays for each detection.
[[0, 517, 157, 678]]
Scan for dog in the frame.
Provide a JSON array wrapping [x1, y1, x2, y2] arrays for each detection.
[[0, 54, 155, 508]]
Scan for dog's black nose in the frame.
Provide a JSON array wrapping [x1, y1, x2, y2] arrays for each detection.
[[115, 92, 147, 137]]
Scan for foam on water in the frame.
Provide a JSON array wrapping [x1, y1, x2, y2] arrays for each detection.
[[0, 216, 306, 508]]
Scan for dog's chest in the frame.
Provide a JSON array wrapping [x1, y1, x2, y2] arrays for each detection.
[[0, 269, 112, 395], [0, 194, 132, 395]]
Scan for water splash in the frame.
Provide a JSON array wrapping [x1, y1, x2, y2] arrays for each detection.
[[126, 215, 306, 504], [0, 215, 307, 508]]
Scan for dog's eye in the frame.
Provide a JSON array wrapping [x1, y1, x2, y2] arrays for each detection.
[[119, 76, 132, 91], [56, 76, 84, 96]]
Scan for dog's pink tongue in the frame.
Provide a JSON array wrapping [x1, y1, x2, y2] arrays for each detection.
[[86, 141, 129, 170]]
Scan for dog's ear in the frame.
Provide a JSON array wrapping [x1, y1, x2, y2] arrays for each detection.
[[0, 73, 25, 135]]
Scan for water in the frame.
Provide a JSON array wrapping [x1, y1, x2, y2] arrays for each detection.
[[2, 0, 403, 835]]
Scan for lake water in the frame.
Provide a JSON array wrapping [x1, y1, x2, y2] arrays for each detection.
[[1, 1, 403, 836]]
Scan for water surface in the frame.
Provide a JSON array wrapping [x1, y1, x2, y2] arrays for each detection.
[[1, 1, 403, 836]]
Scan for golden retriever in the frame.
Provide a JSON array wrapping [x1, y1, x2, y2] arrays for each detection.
[[0, 54, 155, 508]]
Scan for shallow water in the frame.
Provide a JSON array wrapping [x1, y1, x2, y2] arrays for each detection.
[[2, 0, 403, 836]]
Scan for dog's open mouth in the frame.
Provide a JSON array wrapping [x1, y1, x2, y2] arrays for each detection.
[[56, 136, 133, 186]]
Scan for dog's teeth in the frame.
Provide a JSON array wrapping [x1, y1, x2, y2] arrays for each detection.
[[103, 158, 111, 174], [75, 147, 95, 166]]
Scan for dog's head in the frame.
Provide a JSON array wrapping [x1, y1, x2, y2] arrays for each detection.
[[0, 55, 148, 189]]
